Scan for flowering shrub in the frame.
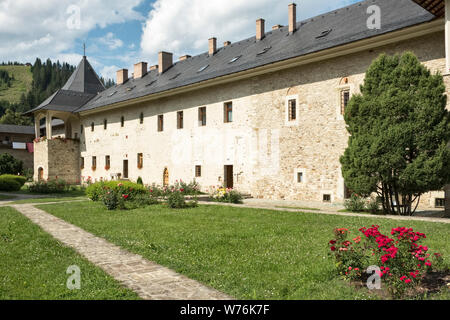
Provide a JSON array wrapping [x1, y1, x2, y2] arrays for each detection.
[[209, 187, 243, 204], [329, 225, 443, 298], [86, 181, 147, 201]]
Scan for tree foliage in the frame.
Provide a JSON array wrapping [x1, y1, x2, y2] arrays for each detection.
[[340, 52, 450, 215], [0, 153, 24, 175]]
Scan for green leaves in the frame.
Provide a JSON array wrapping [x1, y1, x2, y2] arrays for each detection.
[[341, 52, 450, 214]]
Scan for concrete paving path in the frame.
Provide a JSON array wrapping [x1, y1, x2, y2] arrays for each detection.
[[9, 203, 231, 300]]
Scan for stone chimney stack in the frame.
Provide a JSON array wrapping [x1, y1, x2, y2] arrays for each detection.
[[133, 62, 147, 79], [209, 37, 217, 56], [256, 19, 265, 41], [224, 41, 231, 47], [116, 69, 128, 85], [158, 52, 173, 74], [272, 24, 283, 30], [179, 55, 191, 61], [289, 3, 297, 34], [149, 65, 158, 71]]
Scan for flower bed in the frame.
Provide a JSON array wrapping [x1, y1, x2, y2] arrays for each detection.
[[209, 186, 243, 204], [328, 225, 446, 299]]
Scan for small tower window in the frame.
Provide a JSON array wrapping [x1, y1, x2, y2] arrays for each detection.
[[288, 99, 296, 121], [104, 119, 107, 130], [140, 112, 144, 124], [341, 89, 350, 115], [91, 122, 94, 132], [121, 116, 125, 127]]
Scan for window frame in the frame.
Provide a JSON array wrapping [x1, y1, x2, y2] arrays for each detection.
[[80, 157, 84, 169], [103, 119, 107, 130], [198, 107, 206, 127], [137, 153, 143, 169], [105, 155, 110, 170], [91, 122, 95, 132], [121, 116, 125, 127], [195, 165, 202, 178], [140, 112, 144, 124], [224, 102, 233, 123], [157, 115, 164, 132], [92, 156, 97, 170], [177, 111, 184, 129], [285, 95, 299, 126], [435, 198, 445, 208]]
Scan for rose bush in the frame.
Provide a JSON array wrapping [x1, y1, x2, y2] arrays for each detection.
[[328, 225, 443, 298]]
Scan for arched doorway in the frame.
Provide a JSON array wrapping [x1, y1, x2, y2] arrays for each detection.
[[38, 167, 44, 181], [163, 168, 169, 186]]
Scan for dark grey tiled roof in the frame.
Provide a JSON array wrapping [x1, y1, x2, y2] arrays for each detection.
[[77, 0, 435, 113], [25, 56, 104, 114], [0, 124, 34, 135], [27, 0, 437, 116]]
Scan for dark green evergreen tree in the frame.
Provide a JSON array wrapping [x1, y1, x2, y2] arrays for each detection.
[[340, 52, 450, 216]]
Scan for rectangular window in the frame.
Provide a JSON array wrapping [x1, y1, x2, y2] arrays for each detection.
[[140, 112, 144, 124], [91, 122, 94, 132], [195, 165, 202, 177], [105, 155, 110, 169], [198, 107, 206, 126], [92, 156, 97, 170], [323, 194, 331, 202], [137, 153, 143, 169], [435, 198, 445, 208], [341, 89, 350, 115], [104, 119, 107, 130], [224, 102, 233, 123], [158, 115, 164, 132], [80, 157, 84, 169], [121, 116, 125, 127], [177, 111, 184, 129], [297, 172, 303, 183], [288, 99, 296, 121]]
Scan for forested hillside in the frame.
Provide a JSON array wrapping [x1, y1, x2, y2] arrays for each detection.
[[0, 59, 114, 126]]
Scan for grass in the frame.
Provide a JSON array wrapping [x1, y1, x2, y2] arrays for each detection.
[[37, 201, 450, 300], [1, 186, 88, 204], [275, 206, 321, 211], [0, 206, 140, 300], [0, 65, 32, 103]]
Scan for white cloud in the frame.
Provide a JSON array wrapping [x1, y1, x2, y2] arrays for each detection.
[[140, 0, 358, 63], [98, 32, 124, 50], [0, 0, 143, 69]]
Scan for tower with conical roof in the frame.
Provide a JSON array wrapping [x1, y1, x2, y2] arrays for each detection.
[[29, 55, 105, 183]]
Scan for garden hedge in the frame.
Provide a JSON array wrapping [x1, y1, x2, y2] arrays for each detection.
[[86, 181, 148, 201]]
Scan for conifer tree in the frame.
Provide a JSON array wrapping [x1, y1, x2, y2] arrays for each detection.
[[340, 52, 450, 215]]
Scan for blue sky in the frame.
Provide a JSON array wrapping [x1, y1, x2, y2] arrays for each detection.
[[0, 0, 361, 80]]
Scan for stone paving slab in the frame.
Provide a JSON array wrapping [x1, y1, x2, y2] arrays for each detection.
[[10, 204, 232, 300]]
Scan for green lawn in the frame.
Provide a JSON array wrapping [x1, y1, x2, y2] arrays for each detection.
[[37, 201, 450, 300], [0, 206, 140, 300], [9, 196, 88, 204]]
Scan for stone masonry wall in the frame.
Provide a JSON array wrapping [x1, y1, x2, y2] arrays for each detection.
[[77, 31, 448, 209], [34, 138, 80, 183]]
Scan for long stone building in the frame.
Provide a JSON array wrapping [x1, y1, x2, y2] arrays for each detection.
[[28, 0, 449, 213]]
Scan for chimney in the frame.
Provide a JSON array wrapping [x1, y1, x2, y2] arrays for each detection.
[[289, 3, 297, 33], [256, 19, 265, 41], [150, 65, 158, 71], [272, 24, 283, 30], [134, 62, 147, 79], [116, 69, 128, 85], [158, 52, 173, 74], [179, 55, 191, 61], [224, 41, 231, 47], [209, 37, 217, 56]]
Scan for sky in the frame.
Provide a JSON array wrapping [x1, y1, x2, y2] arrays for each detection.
[[0, 0, 361, 81]]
